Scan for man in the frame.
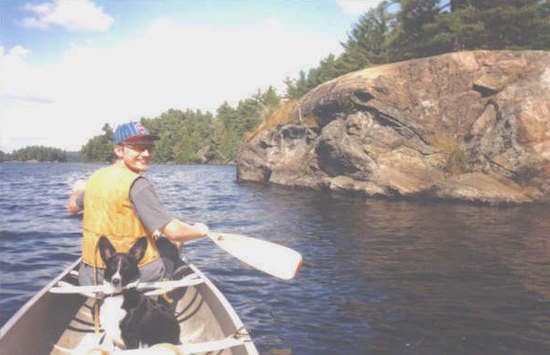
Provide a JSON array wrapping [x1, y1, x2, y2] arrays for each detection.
[[67, 121, 208, 285]]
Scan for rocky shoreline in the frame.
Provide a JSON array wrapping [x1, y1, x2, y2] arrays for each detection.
[[237, 51, 550, 205]]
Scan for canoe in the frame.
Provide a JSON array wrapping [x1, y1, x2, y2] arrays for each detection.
[[0, 258, 259, 354]]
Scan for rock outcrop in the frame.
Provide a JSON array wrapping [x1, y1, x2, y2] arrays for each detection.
[[237, 51, 550, 204]]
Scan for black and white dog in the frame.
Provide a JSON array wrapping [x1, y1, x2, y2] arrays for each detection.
[[97, 236, 180, 349]]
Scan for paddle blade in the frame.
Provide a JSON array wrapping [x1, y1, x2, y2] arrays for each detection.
[[208, 232, 302, 280]]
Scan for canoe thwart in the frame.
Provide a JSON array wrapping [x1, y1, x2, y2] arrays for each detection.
[[49, 273, 205, 297]]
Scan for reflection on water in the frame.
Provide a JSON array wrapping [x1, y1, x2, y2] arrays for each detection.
[[2, 163, 550, 354]]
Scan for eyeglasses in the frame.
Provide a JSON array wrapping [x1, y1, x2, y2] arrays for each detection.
[[123, 143, 155, 154]]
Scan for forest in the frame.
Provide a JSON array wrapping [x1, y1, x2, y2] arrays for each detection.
[[0, 146, 68, 162], [5, 0, 548, 164], [80, 87, 280, 163], [285, 0, 550, 98]]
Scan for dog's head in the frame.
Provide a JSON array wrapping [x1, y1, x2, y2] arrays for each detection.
[[98, 236, 148, 292]]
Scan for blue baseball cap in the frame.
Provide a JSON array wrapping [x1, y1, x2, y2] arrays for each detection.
[[114, 122, 159, 145]]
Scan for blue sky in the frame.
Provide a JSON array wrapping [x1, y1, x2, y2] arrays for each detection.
[[1, 0, 382, 152]]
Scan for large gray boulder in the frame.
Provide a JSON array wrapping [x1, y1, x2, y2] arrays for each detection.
[[237, 51, 550, 204]]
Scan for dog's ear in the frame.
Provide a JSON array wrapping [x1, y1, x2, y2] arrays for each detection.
[[129, 237, 148, 263], [98, 236, 116, 262]]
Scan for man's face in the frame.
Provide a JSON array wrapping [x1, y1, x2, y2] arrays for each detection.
[[116, 137, 154, 172]]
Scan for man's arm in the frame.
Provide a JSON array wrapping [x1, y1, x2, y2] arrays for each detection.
[[162, 219, 208, 242], [130, 178, 208, 243]]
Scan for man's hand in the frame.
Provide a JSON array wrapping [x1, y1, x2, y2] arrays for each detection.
[[67, 179, 86, 214], [73, 179, 87, 193], [192, 223, 210, 236]]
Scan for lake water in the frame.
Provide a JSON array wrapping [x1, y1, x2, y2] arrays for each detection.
[[2, 163, 550, 354]]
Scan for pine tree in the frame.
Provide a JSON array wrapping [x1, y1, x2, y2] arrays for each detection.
[[260, 86, 281, 108], [387, 0, 442, 61], [81, 123, 113, 162], [340, 5, 392, 70], [394, 0, 550, 58]]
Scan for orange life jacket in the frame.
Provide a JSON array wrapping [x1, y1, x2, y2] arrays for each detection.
[[81, 162, 159, 268]]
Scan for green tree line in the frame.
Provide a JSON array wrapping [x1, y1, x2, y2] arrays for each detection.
[[80, 87, 281, 163], [81, 124, 114, 163], [0, 146, 67, 162], [80, 0, 549, 163], [284, 0, 550, 98]]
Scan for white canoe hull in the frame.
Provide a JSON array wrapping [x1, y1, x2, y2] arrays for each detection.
[[0, 259, 258, 355]]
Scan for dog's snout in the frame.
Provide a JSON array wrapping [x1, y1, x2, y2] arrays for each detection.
[[112, 277, 121, 287]]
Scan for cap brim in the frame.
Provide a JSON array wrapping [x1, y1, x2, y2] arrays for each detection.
[[123, 134, 160, 143]]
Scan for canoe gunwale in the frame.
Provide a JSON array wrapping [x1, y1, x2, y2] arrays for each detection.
[[0, 258, 81, 338], [0, 258, 259, 355]]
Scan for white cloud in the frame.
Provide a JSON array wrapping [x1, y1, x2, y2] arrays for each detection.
[[337, 0, 382, 15], [0, 45, 55, 104], [22, 0, 113, 32], [1, 18, 342, 152], [8, 45, 31, 57]]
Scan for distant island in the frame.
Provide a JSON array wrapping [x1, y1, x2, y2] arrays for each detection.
[[0, 146, 80, 163]]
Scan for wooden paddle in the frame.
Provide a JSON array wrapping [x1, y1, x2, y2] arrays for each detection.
[[207, 232, 302, 280]]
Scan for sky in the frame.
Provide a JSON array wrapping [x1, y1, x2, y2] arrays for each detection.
[[0, 0, 383, 152]]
